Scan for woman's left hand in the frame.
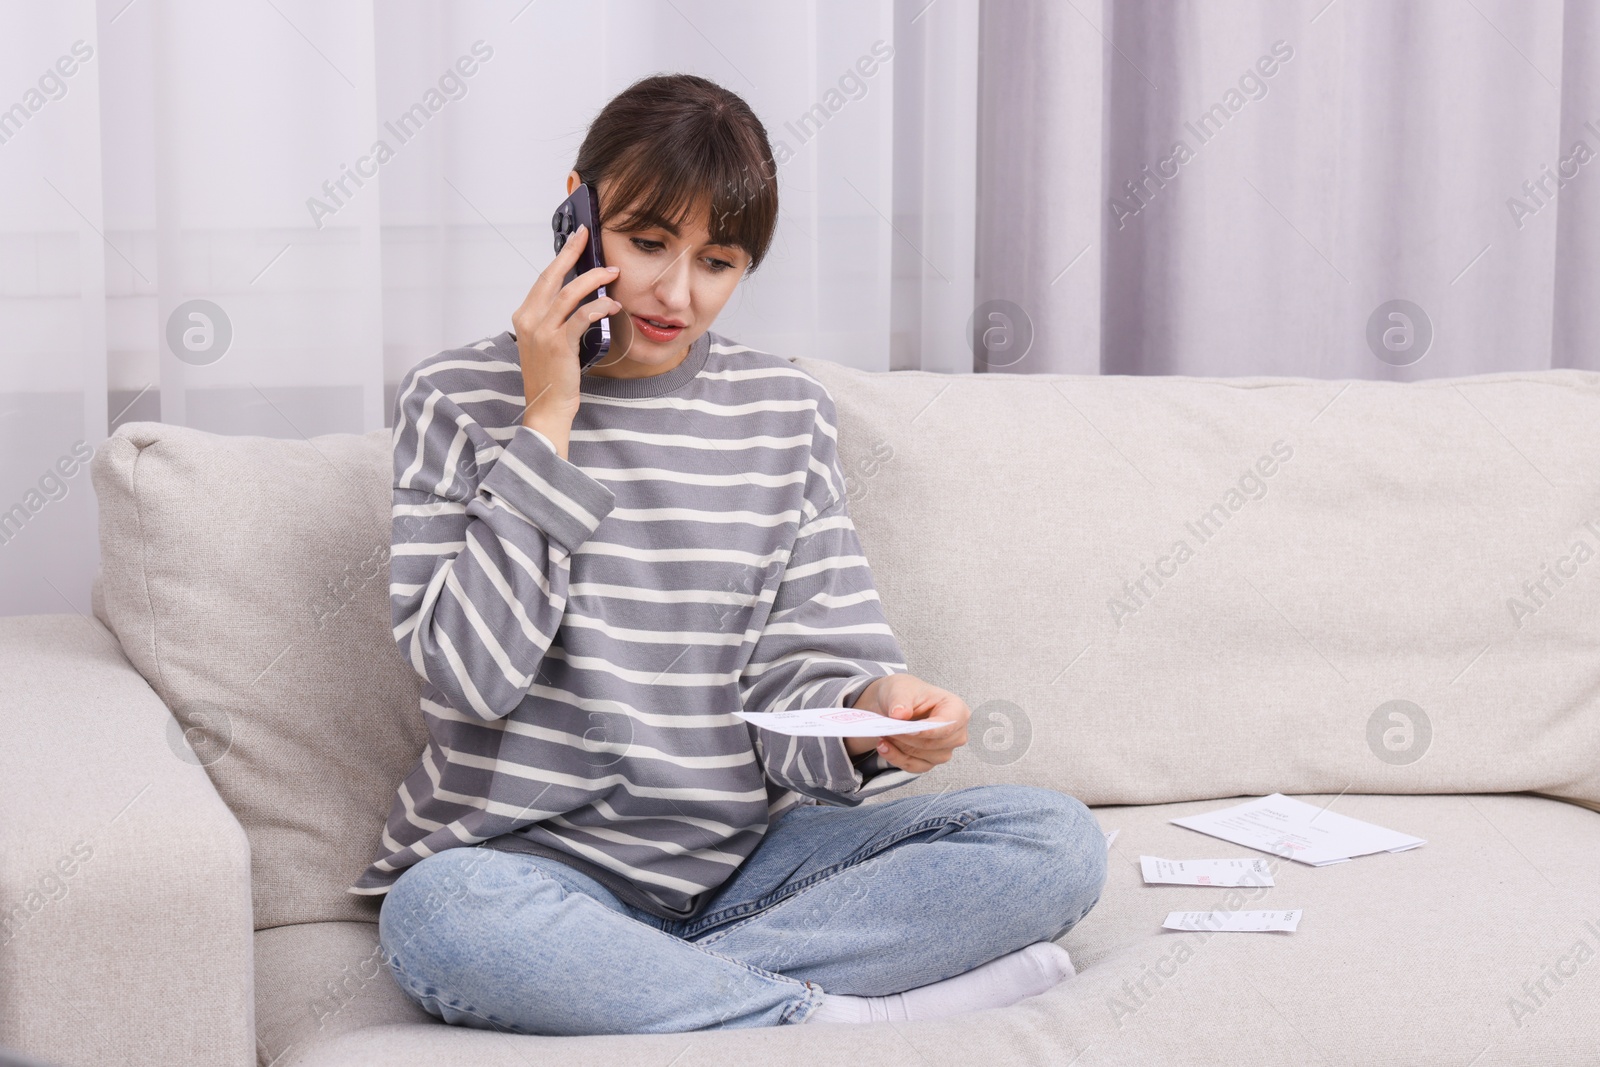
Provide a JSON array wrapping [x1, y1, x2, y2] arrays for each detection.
[[846, 674, 971, 773]]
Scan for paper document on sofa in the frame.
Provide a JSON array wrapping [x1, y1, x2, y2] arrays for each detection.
[[734, 708, 943, 737], [1163, 910, 1302, 933], [1170, 793, 1425, 866], [1140, 856, 1275, 887]]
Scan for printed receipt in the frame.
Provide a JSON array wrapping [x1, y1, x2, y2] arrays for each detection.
[[1163, 910, 1302, 933], [733, 707, 943, 738], [1170, 793, 1425, 866], [1140, 856, 1275, 887]]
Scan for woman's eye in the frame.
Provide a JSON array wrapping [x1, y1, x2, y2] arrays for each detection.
[[630, 237, 664, 253], [705, 258, 734, 273]]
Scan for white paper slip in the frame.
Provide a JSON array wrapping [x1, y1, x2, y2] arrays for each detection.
[[1140, 856, 1275, 887], [1103, 829, 1120, 849], [1163, 910, 1302, 933], [733, 708, 944, 738], [1169, 793, 1426, 866]]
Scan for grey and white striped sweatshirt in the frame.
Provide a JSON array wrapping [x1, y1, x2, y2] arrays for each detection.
[[349, 328, 916, 917]]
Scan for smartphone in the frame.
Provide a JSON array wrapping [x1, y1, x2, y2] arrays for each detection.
[[551, 183, 613, 370]]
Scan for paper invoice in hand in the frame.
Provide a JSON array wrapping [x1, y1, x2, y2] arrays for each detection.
[[733, 707, 943, 738], [1170, 793, 1425, 866]]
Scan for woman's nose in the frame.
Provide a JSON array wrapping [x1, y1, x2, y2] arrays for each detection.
[[652, 251, 693, 308]]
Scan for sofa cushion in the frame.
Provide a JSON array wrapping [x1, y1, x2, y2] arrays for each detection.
[[89, 366, 1600, 933], [90, 421, 419, 930], [797, 361, 1600, 812], [255, 920, 434, 1067], [257, 793, 1600, 1066]]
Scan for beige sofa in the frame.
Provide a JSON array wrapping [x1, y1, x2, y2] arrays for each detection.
[[4, 358, 1598, 1066]]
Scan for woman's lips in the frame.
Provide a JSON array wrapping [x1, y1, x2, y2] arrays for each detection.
[[631, 314, 685, 343]]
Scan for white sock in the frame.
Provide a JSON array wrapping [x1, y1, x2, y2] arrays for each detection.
[[806, 941, 1075, 1025]]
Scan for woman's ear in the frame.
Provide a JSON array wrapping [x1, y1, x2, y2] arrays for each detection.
[[566, 169, 581, 194]]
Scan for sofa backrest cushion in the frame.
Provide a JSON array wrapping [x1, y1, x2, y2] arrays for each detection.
[[794, 360, 1600, 816], [90, 367, 1600, 929], [92, 422, 417, 930]]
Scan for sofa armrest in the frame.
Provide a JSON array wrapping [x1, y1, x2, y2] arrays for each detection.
[[0, 614, 255, 1067]]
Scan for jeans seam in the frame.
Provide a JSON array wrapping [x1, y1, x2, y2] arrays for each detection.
[[678, 810, 977, 942], [393, 863, 812, 1025], [692, 858, 882, 951], [781, 981, 827, 1025], [392, 967, 535, 1036]]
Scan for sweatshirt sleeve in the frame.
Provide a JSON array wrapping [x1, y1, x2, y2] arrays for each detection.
[[389, 357, 615, 721], [737, 385, 918, 805]]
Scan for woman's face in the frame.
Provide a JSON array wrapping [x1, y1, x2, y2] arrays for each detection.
[[577, 172, 752, 379]]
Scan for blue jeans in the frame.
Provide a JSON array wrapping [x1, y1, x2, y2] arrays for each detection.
[[377, 784, 1107, 1035]]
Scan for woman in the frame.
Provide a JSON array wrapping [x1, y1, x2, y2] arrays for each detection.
[[354, 73, 1107, 1035]]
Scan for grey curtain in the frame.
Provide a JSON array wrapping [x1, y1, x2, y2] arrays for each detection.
[[976, 0, 1600, 378]]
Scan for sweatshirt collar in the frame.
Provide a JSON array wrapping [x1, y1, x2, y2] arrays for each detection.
[[499, 329, 713, 400]]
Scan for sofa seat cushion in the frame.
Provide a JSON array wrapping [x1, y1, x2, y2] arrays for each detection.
[[257, 793, 1600, 1067], [255, 920, 435, 1067]]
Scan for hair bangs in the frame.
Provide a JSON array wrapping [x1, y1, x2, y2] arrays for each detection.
[[574, 74, 779, 270]]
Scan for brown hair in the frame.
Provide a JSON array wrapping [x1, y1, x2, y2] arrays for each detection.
[[573, 74, 779, 272]]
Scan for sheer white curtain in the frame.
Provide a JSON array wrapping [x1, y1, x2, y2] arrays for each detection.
[[0, 0, 977, 616], [12, 0, 1594, 617], [976, 0, 1600, 377]]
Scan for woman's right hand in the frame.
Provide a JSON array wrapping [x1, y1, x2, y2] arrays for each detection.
[[511, 222, 621, 431]]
